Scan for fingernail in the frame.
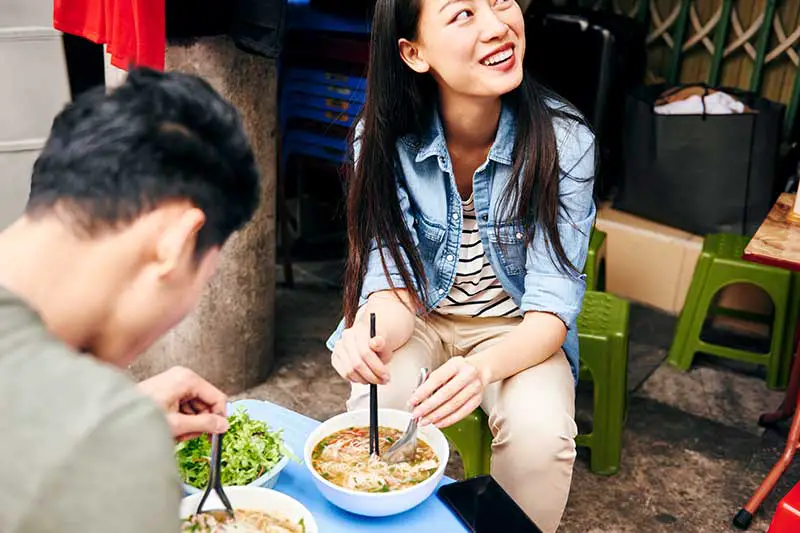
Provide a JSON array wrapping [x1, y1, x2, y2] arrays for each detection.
[[412, 408, 422, 419], [419, 418, 429, 427], [382, 374, 391, 383], [217, 419, 230, 433]]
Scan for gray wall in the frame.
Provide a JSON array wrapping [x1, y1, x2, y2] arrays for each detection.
[[0, 1, 70, 229]]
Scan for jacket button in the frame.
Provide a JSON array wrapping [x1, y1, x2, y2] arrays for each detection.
[[446, 254, 454, 261], [482, 214, 488, 221], [438, 288, 445, 295], [516, 232, 523, 239]]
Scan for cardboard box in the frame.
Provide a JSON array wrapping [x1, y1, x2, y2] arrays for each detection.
[[596, 206, 772, 327], [596, 206, 700, 314]]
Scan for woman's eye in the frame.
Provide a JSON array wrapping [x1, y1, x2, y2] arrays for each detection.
[[453, 9, 472, 22], [495, 0, 512, 5]]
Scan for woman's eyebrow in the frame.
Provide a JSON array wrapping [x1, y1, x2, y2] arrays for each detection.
[[440, 0, 469, 13]]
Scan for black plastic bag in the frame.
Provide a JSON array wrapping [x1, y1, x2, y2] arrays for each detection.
[[615, 84, 784, 236]]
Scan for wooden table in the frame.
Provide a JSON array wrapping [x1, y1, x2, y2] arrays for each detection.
[[736, 193, 800, 529], [743, 193, 800, 272], [743, 193, 800, 427]]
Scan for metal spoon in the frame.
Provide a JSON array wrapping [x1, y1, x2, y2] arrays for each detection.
[[383, 367, 429, 465], [195, 433, 235, 521]]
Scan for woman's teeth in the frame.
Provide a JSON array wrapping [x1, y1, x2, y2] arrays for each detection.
[[482, 48, 513, 66]]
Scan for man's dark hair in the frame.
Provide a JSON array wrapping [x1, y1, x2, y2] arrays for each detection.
[[27, 67, 260, 257]]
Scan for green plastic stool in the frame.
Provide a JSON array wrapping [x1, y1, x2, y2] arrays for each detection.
[[584, 228, 607, 292], [667, 234, 792, 390], [785, 272, 800, 374], [441, 410, 492, 479], [580, 228, 609, 380], [442, 291, 630, 477], [575, 290, 630, 475]]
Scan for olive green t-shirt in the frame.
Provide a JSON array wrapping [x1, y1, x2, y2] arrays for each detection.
[[0, 287, 181, 533]]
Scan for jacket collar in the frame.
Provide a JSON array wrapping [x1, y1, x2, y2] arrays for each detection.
[[409, 101, 516, 168]]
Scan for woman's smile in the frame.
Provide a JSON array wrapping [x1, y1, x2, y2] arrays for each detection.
[[479, 42, 516, 72]]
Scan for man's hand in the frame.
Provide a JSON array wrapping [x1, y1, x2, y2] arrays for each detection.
[[137, 366, 229, 442]]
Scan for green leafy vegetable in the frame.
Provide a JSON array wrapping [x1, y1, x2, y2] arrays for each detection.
[[176, 406, 298, 489]]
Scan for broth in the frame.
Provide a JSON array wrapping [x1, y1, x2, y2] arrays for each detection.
[[181, 509, 305, 533], [311, 426, 438, 493]]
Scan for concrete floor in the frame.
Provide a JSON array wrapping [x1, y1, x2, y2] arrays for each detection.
[[233, 261, 800, 532]]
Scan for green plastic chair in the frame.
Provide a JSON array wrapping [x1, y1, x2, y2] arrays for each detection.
[[667, 234, 792, 390], [442, 291, 630, 477], [585, 228, 607, 292]]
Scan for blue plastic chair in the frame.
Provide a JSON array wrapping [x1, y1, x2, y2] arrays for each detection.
[[283, 68, 367, 92], [286, 0, 372, 34], [279, 68, 365, 131]]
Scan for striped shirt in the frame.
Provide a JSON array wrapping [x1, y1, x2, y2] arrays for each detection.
[[436, 195, 520, 318]]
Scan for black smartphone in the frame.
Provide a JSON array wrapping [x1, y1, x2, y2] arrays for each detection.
[[437, 476, 543, 533]]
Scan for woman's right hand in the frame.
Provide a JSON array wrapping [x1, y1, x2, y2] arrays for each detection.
[[331, 320, 392, 385]]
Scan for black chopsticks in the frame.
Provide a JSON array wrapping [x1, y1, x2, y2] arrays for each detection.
[[369, 312, 380, 456]]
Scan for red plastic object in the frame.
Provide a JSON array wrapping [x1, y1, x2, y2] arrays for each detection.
[[769, 482, 800, 532]]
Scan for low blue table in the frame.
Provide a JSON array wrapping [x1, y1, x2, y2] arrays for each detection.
[[235, 399, 468, 532]]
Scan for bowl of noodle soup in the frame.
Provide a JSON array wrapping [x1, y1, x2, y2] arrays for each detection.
[[180, 486, 318, 533], [303, 408, 449, 517]]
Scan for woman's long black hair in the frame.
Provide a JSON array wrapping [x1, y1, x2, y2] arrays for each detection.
[[343, 0, 592, 325]]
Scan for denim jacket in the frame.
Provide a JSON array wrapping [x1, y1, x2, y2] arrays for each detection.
[[326, 102, 597, 383]]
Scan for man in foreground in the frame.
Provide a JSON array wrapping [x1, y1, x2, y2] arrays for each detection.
[[0, 67, 261, 533]]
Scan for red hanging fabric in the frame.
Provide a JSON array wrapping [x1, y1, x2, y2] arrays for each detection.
[[54, 0, 165, 71]]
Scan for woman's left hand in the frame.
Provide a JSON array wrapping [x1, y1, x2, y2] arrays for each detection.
[[408, 357, 487, 428]]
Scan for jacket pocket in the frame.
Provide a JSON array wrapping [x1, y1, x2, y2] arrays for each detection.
[[487, 223, 526, 275], [415, 213, 447, 263]]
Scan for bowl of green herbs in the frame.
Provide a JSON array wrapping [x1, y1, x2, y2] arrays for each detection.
[[176, 401, 297, 495]]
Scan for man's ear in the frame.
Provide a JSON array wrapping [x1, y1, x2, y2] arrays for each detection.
[[399, 38, 430, 74], [154, 207, 206, 280]]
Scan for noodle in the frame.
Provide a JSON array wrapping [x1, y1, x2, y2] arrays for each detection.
[[181, 509, 305, 533], [311, 426, 439, 493]]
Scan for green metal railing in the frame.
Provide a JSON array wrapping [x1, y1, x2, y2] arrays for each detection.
[[573, 0, 800, 139]]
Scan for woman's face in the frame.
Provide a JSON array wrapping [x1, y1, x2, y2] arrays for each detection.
[[400, 0, 526, 99]]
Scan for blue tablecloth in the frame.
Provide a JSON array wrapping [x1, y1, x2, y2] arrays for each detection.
[[234, 399, 468, 532]]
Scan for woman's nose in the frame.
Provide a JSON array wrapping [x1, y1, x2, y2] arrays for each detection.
[[479, 7, 510, 42]]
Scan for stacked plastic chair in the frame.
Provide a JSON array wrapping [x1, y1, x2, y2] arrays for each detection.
[[279, 1, 371, 286]]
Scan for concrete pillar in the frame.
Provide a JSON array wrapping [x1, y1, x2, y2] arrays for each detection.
[[128, 36, 277, 394]]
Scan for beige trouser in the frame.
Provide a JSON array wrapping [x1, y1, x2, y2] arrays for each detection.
[[347, 312, 577, 532]]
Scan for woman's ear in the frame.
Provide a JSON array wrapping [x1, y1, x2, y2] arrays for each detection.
[[398, 38, 430, 74]]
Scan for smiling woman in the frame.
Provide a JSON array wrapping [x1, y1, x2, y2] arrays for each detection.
[[326, 1, 597, 531]]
